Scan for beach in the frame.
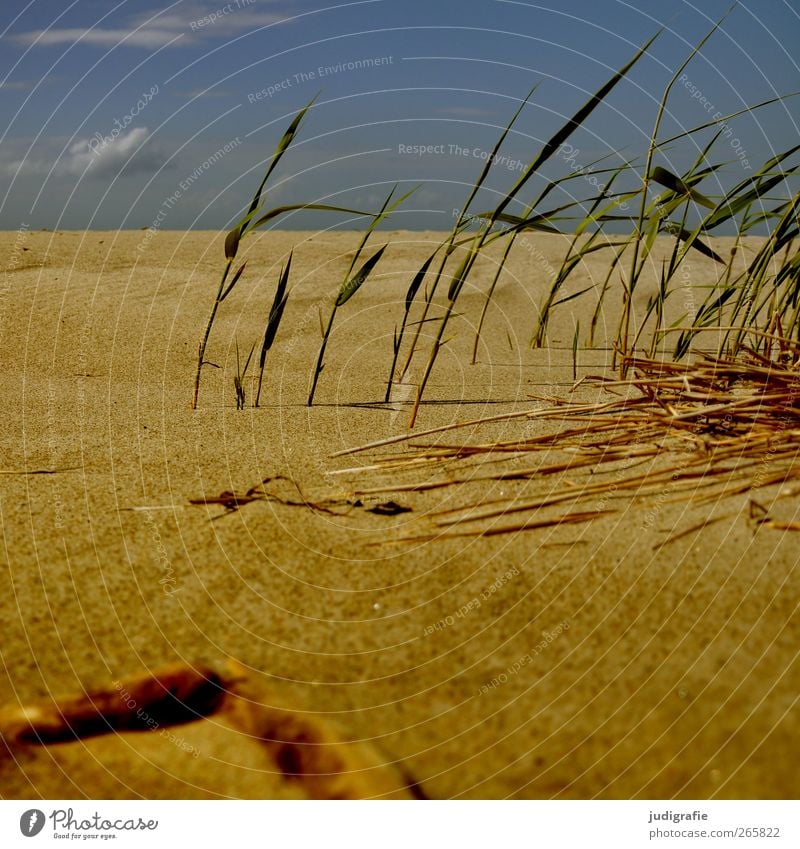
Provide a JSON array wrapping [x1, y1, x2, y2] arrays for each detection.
[[0, 228, 797, 799]]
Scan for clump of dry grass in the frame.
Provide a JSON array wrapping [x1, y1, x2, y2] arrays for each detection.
[[335, 334, 800, 542]]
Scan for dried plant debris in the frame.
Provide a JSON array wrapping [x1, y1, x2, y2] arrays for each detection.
[[338, 342, 800, 543], [365, 500, 413, 516], [189, 474, 356, 517], [0, 467, 79, 475], [0, 662, 422, 800], [0, 665, 226, 746], [189, 475, 414, 521]]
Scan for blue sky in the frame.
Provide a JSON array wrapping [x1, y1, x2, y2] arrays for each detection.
[[1, 0, 798, 230]]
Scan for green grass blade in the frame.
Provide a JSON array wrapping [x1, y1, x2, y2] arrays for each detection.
[[262, 252, 292, 357], [666, 225, 724, 263], [457, 85, 538, 224], [572, 320, 580, 381], [620, 9, 734, 367], [385, 245, 443, 401], [493, 30, 661, 222], [650, 166, 716, 209], [704, 167, 798, 231], [656, 94, 800, 148], [552, 285, 596, 308], [248, 97, 318, 219], [447, 241, 480, 302], [336, 245, 388, 306], [254, 253, 292, 408], [396, 80, 536, 383], [474, 210, 561, 234], [250, 202, 373, 231], [224, 96, 318, 260], [346, 185, 417, 278], [219, 261, 247, 303], [405, 249, 438, 313]]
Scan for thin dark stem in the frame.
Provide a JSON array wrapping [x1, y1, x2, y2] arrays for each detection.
[[308, 306, 337, 406], [408, 299, 456, 429], [192, 259, 232, 409]]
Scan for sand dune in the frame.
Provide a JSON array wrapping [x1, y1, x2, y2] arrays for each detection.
[[0, 229, 797, 799]]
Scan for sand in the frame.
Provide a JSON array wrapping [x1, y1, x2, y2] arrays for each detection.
[[0, 228, 797, 799]]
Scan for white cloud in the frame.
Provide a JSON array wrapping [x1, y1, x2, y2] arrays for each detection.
[[65, 127, 159, 176], [17, 27, 183, 49], [11, 3, 286, 49], [3, 128, 170, 180], [0, 80, 34, 91]]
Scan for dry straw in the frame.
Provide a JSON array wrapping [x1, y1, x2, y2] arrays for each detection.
[[336, 337, 800, 543]]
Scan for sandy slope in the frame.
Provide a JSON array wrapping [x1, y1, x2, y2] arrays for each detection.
[[0, 229, 797, 799]]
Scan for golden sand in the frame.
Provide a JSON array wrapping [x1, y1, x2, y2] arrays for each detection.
[[0, 230, 797, 798]]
